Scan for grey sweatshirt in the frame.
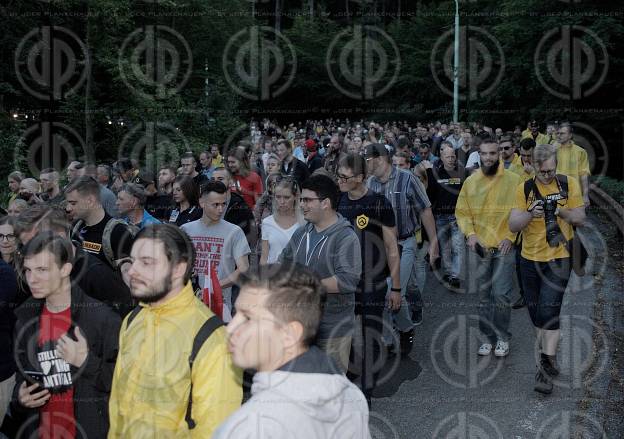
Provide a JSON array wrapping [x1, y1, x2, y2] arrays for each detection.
[[212, 346, 371, 439], [279, 214, 362, 339]]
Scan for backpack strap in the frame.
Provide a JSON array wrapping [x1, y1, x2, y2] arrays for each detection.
[[124, 306, 142, 331], [185, 315, 224, 430]]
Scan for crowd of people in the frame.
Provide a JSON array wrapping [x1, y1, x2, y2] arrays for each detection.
[[0, 116, 591, 437]]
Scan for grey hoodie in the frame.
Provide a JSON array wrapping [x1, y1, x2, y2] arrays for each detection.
[[212, 346, 371, 439], [279, 214, 362, 339]]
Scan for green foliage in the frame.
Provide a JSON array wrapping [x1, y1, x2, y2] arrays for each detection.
[[592, 176, 624, 207]]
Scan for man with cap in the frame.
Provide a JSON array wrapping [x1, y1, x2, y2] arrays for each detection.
[[305, 139, 323, 174], [116, 183, 161, 229], [522, 120, 550, 145], [365, 143, 439, 355]]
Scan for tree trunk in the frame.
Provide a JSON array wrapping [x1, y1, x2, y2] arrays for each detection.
[[84, 2, 94, 162], [275, 0, 281, 33]]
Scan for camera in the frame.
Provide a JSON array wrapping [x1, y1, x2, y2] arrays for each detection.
[[543, 199, 566, 247]]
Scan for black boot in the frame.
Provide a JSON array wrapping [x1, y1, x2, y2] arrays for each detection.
[[399, 329, 414, 356], [540, 353, 560, 377], [534, 369, 553, 394]]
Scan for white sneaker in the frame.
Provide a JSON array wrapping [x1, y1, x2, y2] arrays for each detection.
[[478, 343, 492, 356], [494, 340, 509, 357]]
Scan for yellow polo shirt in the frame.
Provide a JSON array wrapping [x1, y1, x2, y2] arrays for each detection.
[[456, 163, 522, 248], [514, 176, 584, 261]]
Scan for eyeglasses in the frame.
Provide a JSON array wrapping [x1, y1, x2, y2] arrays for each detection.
[[299, 197, 323, 204], [337, 174, 358, 182], [538, 169, 556, 177], [501, 146, 513, 151], [0, 234, 16, 242]]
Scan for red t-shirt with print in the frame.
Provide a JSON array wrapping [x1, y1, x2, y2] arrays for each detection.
[[38, 306, 75, 439]]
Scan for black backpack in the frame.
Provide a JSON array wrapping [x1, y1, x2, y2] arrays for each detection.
[[125, 307, 224, 429]]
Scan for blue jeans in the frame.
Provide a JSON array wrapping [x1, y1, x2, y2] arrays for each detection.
[[382, 236, 421, 343], [436, 214, 464, 278], [466, 246, 515, 343], [519, 256, 571, 330]]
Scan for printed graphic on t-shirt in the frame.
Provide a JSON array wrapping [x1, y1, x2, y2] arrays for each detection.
[[193, 236, 225, 275], [37, 341, 73, 393], [82, 240, 102, 254]]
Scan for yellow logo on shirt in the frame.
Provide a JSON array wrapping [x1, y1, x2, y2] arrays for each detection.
[[356, 214, 369, 230]]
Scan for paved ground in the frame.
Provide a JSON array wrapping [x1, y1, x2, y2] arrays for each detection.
[[369, 215, 621, 439]]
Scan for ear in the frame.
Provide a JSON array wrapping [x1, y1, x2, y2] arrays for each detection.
[[172, 261, 187, 283], [60, 262, 73, 278], [282, 320, 305, 349]]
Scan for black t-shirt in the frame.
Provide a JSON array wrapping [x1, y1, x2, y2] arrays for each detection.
[[338, 190, 395, 290], [75, 214, 134, 267], [146, 193, 175, 222], [225, 192, 254, 235], [193, 173, 209, 189], [281, 158, 310, 186], [169, 205, 203, 227]]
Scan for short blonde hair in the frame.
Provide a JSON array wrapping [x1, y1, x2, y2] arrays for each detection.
[[533, 144, 557, 167]]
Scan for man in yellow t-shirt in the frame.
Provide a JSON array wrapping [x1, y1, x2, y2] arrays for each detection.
[[509, 144, 585, 395], [508, 138, 536, 181], [456, 138, 521, 359], [521, 120, 550, 145], [554, 123, 591, 207]]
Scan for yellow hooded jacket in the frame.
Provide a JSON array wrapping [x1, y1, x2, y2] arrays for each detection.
[[108, 282, 242, 438], [456, 163, 522, 248]]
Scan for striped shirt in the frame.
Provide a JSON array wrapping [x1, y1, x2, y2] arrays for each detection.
[[367, 167, 431, 239]]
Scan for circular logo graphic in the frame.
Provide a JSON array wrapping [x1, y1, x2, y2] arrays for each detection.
[[326, 25, 400, 100], [535, 314, 609, 390], [430, 25, 505, 101], [534, 25, 609, 100], [564, 121, 609, 179], [119, 25, 193, 99], [117, 122, 188, 175], [536, 411, 606, 438], [16, 122, 85, 177], [15, 26, 90, 100], [430, 314, 504, 389], [433, 411, 503, 439], [222, 26, 297, 101]]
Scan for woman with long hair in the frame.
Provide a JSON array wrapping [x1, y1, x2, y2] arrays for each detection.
[[264, 153, 281, 176], [6, 171, 23, 208], [227, 147, 263, 210], [169, 175, 202, 226], [259, 177, 303, 265]]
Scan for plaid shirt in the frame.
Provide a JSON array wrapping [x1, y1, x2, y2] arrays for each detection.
[[367, 167, 431, 239]]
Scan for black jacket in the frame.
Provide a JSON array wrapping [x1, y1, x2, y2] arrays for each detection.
[[11, 287, 121, 439], [0, 260, 17, 381], [281, 157, 310, 185]]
